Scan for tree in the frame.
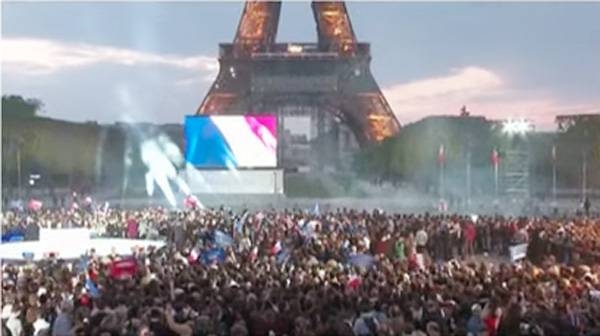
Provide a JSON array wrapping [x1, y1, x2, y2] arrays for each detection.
[[354, 116, 497, 193], [2, 95, 43, 119], [555, 114, 600, 191], [2, 95, 43, 189]]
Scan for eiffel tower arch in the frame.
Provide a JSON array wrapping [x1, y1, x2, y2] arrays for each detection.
[[197, 1, 401, 169]]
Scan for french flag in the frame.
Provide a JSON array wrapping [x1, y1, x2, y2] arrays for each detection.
[[28, 199, 43, 211], [249, 246, 259, 262], [188, 248, 199, 264], [184, 194, 199, 209], [270, 241, 282, 256], [347, 276, 361, 291], [85, 277, 100, 298], [491, 148, 500, 167]]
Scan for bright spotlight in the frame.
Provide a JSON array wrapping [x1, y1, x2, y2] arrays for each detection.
[[140, 135, 198, 208], [502, 118, 532, 135], [287, 44, 303, 53]]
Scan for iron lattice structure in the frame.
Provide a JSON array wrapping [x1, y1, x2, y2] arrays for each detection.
[[197, 1, 401, 147], [502, 149, 530, 198]]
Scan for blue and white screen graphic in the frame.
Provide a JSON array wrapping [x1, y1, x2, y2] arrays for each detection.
[[184, 115, 277, 168]]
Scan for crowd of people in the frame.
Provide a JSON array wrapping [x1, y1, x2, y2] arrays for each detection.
[[2, 204, 600, 336]]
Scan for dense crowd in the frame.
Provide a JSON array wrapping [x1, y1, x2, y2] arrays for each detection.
[[2, 205, 600, 336]]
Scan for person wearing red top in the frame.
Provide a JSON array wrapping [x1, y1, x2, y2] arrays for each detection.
[[463, 222, 476, 257], [484, 314, 499, 336], [127, 217, 138, 239], [374, 236, 390, 256], [482, 301, 501, 336]]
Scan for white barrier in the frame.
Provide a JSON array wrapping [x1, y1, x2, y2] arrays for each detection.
[[509, 243, 529, 262], [40, 228, 92, 244], [0, 228, 165, 261]]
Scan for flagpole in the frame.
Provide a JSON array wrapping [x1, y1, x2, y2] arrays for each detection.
[[439, 144, 445, 201], [466, 150, 471, 209], [552, 145, 557, 203], [582, 150, 587, 200], [441, 160, 445, 201], [552, 160, 557, 202], [494, 161, 498, 199], [492, 148, 499, 201]]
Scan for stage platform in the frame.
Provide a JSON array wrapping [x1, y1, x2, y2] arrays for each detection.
[[185, 167, 284, 194]]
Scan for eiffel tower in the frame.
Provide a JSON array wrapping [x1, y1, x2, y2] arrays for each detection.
[[197, 1, 400, 167]]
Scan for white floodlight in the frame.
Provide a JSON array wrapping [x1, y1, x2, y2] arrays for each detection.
[[287, 44, 303, 53], [502, 118, 532, 135]]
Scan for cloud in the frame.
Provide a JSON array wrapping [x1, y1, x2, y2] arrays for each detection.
[[383, 66, 600, 130], [384, 67, 503, 103], [4, 38, 598, 129], [1, 38, 218, 76], [2, 38, 219, 124]]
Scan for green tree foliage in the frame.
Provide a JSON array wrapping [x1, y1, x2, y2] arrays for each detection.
[[2, 96, 103, 185], [354, 114, 600, 194], [2, 95, 43, 119], [555, 115, 600, 189], [355, 116, 497, 192]]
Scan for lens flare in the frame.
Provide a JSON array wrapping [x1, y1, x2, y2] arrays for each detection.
[[140, 136, 198, 208]]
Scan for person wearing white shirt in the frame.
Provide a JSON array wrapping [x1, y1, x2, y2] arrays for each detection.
[[6, 309, 23, 336], [33, 317, 50, 336], [415, 228, 428, 253]]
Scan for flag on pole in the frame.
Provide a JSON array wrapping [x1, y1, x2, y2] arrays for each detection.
[[184, 194, 199, 209], [234, 218, 243, 235], [347, 275, 362, 291], [347, 253, 375, 269], [85, 278, 100, 298], [249, 246, 259, 262], [276, 248, 291, 264], [188, 248, 200, 264], [270, 241, 282, 256], [438, 144, 446, 166], [214, 230, 234, 248], [201, 248, 226, 265], [491, 148, 500, 167], [28, 199, 43, 211]]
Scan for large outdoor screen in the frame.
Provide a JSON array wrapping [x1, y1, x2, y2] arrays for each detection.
[[184, 115, 277, 168]]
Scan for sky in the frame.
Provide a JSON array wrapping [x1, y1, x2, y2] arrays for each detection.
[[2, 1, 600, 131]]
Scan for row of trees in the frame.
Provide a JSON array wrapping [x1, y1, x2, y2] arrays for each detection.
[[354, 115, 600, 197], [2, 95, 182, 196], [3, 94, 599, 199], [2, 95, 125, 192]]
